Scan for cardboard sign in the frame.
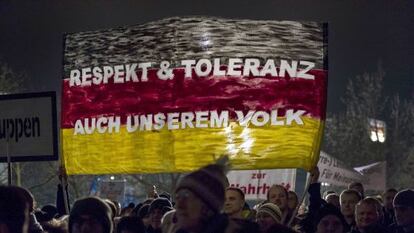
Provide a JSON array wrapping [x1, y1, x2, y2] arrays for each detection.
[[227, 169, 296, 200], [61, 17, 328, 174]]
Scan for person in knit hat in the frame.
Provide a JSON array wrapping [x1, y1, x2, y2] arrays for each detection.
[[392, 189, 414, 233], [314, 203, 347, 233], [69, 196, 113, 233], [256, 203, 282, 233], [174, 156, 258, 233], [267, 184, 291, 225], [147, 198, 173, 233]]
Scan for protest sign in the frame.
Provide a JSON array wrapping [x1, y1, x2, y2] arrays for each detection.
[[227, 169, 296, 200], [354, 161, 386, 192], [318, 151, 362, 186], [0, 92, 57, 162], [61, 17, 328, 174]]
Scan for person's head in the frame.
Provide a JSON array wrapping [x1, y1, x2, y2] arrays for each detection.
[[159, 192, 172, 203], [136, 204, 150, 227], [340, 189, 362, 218], [348, 182, 364, 198], [256, 203, 282, 233], [116, 216, 146, 233], [287, 191, 298, 211], [224, 187, 245, 218], [175, 162, 227, 232], [382, 188, 398, 211], [326, 193, 340, 209], [315, 204, 347, 233], [120, 203, 135, 217], [0, 186, 29, 233], [13, 186, 36, 213], [41, 204, 58, 219], [69, 197, 113, 233], [267, 185, 288, 212], [148, 198, 172, 229], [322, 190, 336, 200], [355, 198, 381, 230], [393, 189, 414, 227]]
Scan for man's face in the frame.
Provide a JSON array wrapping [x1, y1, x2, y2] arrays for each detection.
[[356, 203, 379, 229], [340, 193, 359, 217], [326, 194, 340, 209], [224, 190, 244, 217], [175, 189, 206, 232], [383, 191, 397, 211], [394, 206, 414, 227], [288, 192, 298, 211], [268, 186, 288, 211], [316, 215, 344, 233], [150, 208, 164, 229], [72, 215, 105, 233]]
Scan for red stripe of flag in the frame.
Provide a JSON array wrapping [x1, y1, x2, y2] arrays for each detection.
[[61, 68, 327, 128]]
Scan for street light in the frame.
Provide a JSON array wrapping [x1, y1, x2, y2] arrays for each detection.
[[369, 118, 386, 143]]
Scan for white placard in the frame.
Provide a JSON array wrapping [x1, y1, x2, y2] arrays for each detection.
[[0, 92, 57, 162], [227, 169, 296, 200]]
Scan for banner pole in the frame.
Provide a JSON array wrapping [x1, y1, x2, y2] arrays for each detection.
[[6, 127, 12, 186], [287, 170, 311, 227], [59, 129, 70, 214]]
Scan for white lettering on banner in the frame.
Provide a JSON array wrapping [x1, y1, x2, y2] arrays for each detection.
[[74, 116, 121, 135], [69, 62, 152, 87], [72, 109, 307, 135], [236, 110, 305, 126], [69, 58, 316, 87]]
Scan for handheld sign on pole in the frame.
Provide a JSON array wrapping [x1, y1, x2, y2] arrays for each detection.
[[61, 17, 328, 174], [0, 92, 58, 184]]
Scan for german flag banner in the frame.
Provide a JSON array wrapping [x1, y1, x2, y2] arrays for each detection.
[[62, 17, 328, 175]]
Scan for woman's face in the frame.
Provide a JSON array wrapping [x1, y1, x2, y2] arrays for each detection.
[[288, 192, 298, 210]]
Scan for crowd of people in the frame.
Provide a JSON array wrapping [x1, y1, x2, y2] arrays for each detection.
[[0, 161, 413, 233]]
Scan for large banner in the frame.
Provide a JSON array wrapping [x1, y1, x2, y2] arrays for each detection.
[[0, 92, 58, 162], [62, 17, 328, 174]]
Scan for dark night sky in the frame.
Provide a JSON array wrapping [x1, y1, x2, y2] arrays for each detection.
[[0, 0, 413, 113]]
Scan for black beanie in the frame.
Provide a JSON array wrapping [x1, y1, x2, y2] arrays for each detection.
[[69, 197, 113, 233], [137, 204, 150, 219], [149, 198, 173, 214], [176, 163, 228, 213], [315, 204, 347, 227]]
